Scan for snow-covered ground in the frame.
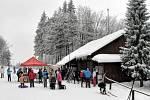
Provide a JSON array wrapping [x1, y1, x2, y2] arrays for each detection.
[[0, 69, 150, 100]]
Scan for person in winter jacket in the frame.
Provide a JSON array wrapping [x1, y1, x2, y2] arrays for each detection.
[[27, 68, 32, 76], [17, 68, 23, 82], [0, 66, 4, 78], [42, 69, 48, 88], [92, 69, 96, 87], [49, 69, 56, 89], [7, 67, 12, 82], [83, 68, 92, 88], [80, 70, 84, 87], [28, 69, 36, 87], [73, 70, 79, 84], [19, 73, 25, 88], [57, 68, 62, 89], [38, 68, 43, 83], [98, 73, 106, 94]]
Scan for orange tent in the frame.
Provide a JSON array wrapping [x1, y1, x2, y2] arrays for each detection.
[[20, 57, 48, 67]]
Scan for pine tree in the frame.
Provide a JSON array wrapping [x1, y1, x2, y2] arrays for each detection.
[[51, 8, 68, 62], [67, 0, 79, 52], [50, 0, 79, 62], [76, 6, 95, 47], [34, 11, 47, 59], [68, 0, 75, 13], [63, 1, 67, 13], [120, 0, 150, 87], [0, 36, 11, 66], [42, 18, 56, 55]]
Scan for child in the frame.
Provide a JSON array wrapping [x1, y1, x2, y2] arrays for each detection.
[[19, 74, 25, 88]]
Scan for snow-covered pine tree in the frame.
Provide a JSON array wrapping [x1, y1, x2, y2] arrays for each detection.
[[140, 22, 150, 81], [68, 0, 75, 13], [63, 1, 67, 13], [67, 0, 79, 52], [42, 17, 56, 55], [120, 0, 150, 87], [61, 1, 70, 56], [0, 36, 11, 66], [51, 7, 69, 62], [50, 0, 79, 63], [34, 11, 47, 60]]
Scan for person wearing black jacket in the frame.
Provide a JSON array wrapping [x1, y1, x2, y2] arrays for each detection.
[[38, 68, 43, 83], [73, 70, 79, 84], [17, 68, 23, 82]]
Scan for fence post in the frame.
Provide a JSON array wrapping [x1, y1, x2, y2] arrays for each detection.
[[109, 82, 112, 90], [132, 90, 135, 100]]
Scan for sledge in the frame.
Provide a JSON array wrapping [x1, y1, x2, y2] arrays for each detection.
[[18, 85, 28, 88]]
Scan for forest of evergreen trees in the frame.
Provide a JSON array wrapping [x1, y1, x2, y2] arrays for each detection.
[[34, 0, 125, 64]]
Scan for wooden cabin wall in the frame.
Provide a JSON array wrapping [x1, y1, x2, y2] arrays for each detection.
[[104, 63, 130, 82], [91, 36, 125, 58], [104, 63, 122, 82]]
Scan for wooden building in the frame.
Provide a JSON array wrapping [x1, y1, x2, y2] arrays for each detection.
[[57, 30, 130, 82], [92, 54, 129, 82]]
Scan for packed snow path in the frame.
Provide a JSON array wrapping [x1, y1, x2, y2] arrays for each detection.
[[0, 73, 150, 100]]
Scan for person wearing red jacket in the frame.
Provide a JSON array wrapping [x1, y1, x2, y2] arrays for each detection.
[[57, 68, 62, 89], [28, 69, 36, 87], [80, 70, 84, 87]]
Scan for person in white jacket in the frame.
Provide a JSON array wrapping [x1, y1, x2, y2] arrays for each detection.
[[92, 69, 96, 87], [0, 66, 4, 78]]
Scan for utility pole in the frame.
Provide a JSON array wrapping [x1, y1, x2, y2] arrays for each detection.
[[107, 8, 112, 89], [107, 9, 110, 35]]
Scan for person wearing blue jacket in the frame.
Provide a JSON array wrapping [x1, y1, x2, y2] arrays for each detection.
[[83, 68, 91, 88], [42, 69, 48, 88], [7, 67, 12, 82]]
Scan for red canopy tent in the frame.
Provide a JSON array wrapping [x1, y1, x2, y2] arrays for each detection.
[[20, 57, 48, 67]]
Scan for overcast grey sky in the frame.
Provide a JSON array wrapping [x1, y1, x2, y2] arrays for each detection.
[[0, 0, 150, 64]]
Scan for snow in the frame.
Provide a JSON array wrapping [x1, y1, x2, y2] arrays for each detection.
[[92, 54, 122, 63], [0, 67, 150, 100], [57, 30, 125, 65]]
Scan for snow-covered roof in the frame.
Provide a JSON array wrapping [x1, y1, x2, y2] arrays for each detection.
[[92, 54, 122, 63], [57, 30, 125, 65]]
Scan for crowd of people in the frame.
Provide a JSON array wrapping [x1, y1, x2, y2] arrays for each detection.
[[65, 67, 98, 88], [74, 68, 97, 88], [16, 67, 64, 89], [0, 66, 106, 91]]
